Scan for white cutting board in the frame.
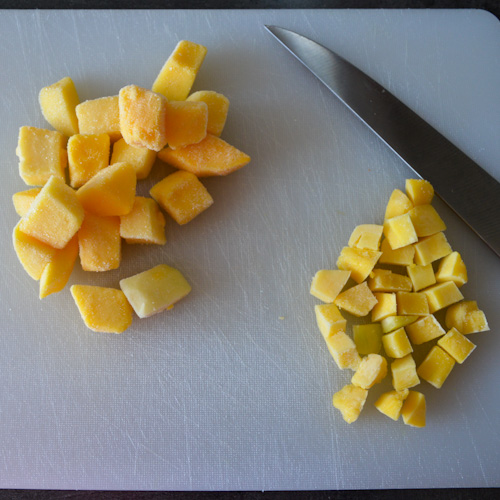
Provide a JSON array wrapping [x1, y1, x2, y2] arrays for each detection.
[[0, 9, 499, 491]]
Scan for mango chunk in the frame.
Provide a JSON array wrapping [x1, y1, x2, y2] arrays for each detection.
[[12, 188, 41, 216], [351, 353, 387, 389], [445, 300, 489, 334], [150, 170, 213, 225], [152, 40, 207, 101], [353, 323, 382, 355], [383, 213, 418, 250], [385, 189, 413, 220], [391, 354, 420, 392], [314, 303, 347, 340], [39, 76, 80, 137], [187, 90, 229, 137], [417, 345, 455, 389], [405, 314, 445, 345], [325, 331, 361, 370], [164, 100, 208, 149], [77, 162, 136, 217], [368, 269, 412, 293], [382, 327, 413, 358], [158, 134, 251, 177], [348, 224, 383, 251], [378, 238, 415, 266], [70, 285, 133, 334], [437, 327, 476, 364], [423, 281, 464, 313], [78, 212, 121, 272], [380, 315, 418, 333], [336, 247, 382, 284], [310, 269, 350, 302], [405, 179, 434, 206], [19, 175, 84, 249], [332, 384, 368, 424], [396, 291, 429, 316], [67, 133, 110, 188], [16, 126, 67, 186], [371, 292, 397, 322], [435, 251, 468, 287], [406, 263, 436, 292], [334, 281, 378, 317], [408, 204, 446, 238], [374, 389, 409, 421], [120, 196, 166, 245], [76, 96, 121, 142], [119, 264, 191, 319], [413, 232, 452, 266], [110, 138, 157, 180], [401, 391, 426, 427]]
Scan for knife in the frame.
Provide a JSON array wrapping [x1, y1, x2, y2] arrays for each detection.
[[265, 25, 500, 258]]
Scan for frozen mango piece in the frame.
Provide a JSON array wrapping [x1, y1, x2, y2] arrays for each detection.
[[405, 179, 434, 206], [119, 264, 191, 319], [334, 282, 378, 317], [445, 300, 489, 334], [406, 263, 436, 292], [67, 133, 110, 188], [382, 327, 413, 358], [310, 269, 350, 302], [78, 212, 121, 272], [417, 345, 455, 389], [383, 213, 418, 250], [380, 315, 418, 334], [187, 90, 229, 137], [39, 76, 80, 137], [325, 331, 361, 370], [423, 281, 464, 313], [16, 126, 67, 186], [77, 162, 136, 216], [150, 170, 213, 225], [353, 323, 382, 355], [12, 188, 41, 216], [120, 197, 166, 245], [164, 100, 208, 149], [39, 235, 78, 299], [315, 303, 347, 340], [385, 189, 413, 220], [158, 134, 251, 177], [405, 314, 445, 345], [391, 354, 420, 392], [368, 269, 412, 293], [76, 96, 121, 142], [378, 238, 415, 266], [110, 138, 156, 180], [348, 224, 383, 251], [371, 292, 396, 322], [71, 285, 132, 334], [351, 353, 387, 389], [401, 391, 426, 427], [396, 291, 429, 316], [332, 384, 368, 424], [374, 389, 409, 421], [435, 251, 467, 287], [152, 40, 207, 100], [19, 175, 84, 249], [13, 222, 56, 280], [437, 327, 476, 364], [413, 232, 452, 266], [409, 204, 446, 237], [336, 247, 382, 284]]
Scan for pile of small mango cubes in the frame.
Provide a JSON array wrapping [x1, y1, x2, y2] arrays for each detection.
[[310, 179, 489, 427], [12, 40, 250, 334]]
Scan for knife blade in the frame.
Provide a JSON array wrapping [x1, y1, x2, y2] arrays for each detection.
[[265, 25, 500, 258]]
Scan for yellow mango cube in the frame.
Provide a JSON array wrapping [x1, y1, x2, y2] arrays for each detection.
[[187, 90, 229, 137], [405, 314, 445, 345], [351, 353, 387, 389], [435, 251, 468, 287], [423, 281, 464, 313], [371, 292, 397, 322], [396, 291, 429, 316], [336, 247, 382, 284], [348, 224, 384, 251], [119, 264, 191, 318], [383, 213, 418, 250], [164, 100, 208, 149], [409, 204, 446, 237], [353, 323, 383, 355], [314, 303, 347, 339], [334, 282, 378, 317], [152, 40, 207, 101], [158, 134, 251, 177], [67, 133, 110, 188], [76, 96, 121, 142], [77, 162, 136, 217], [110, 138, 156, 180], [405, 179, 434, 206], [118, 85, 168, 152], [401, 391, 426, 427], [19, 175, 84, 249], [382, 327, 413, 358], [385, 189, 413, 220], [406, 263, 436, 292], [445, 300, 489, 334], [368, 269, 412, 293], [437, 327, 476, 364], [380, 315, 418, 333], [120, 197, 166, 245], [378, 238, 415, 266], [150, 170, 213, 225], [413, 232, 452, 266], [78, 212, 121, 272], [332, 384, 368, 424], [310, 269, 350, 302], [16, 126, 67, 186], [325, 332, 361, 370], [374, 389, 409, 421], [71, 285, 133, 334], [39, 76, 80, 137], [391, 354, 420, 391], [417, 345, 455, 389], [12, 188, 41, 216]]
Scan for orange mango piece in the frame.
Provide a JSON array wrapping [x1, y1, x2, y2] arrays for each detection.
[[187, 90, 229, 137], [120, 197, 166, 245], [164, 100, 208, 149], [76, 96, 122, 142], [12, 188, 41, 216], [110, 138, 156, 180]]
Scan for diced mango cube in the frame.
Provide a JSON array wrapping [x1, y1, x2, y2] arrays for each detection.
[[332, 384, 368, 424], [39, 76, 80, 137], [314, 303, 347, 339], [413, 232, 452, 266], [378, 238, 415, 266], [12, 188, 41, 216], [348, 224, 383, 251], [110, 138, 157, 180], [405, 179, 434, 206], [19, 175, 84, 249], [77, 162, 136, 217], [401, 391, 426, 427], [382, 327, 413, 358], [150, 170, 213, 225], [437, 327, 476, 364], [374, 389, 409, 421], [119, 197, 166, 245], [310, 269, 350, 302], [336, 247, 382, 284], [70, 285, 132, 334], [119, 264, 191, 319], [391, 354, 420, 391], [417, 345, 455, 389], [409, 204, 446, 237], [164, 100, 208, 149], [158, 134, 251, 177], [353, 323, 382, 355], [371, 292, 397, 322], [368, 269, 412, 293], [435, 251, 468, 287], [423, 281, 464, 313], [334, 282, 378, 317], [396, 291, 429, 316], [406, 263, 436, 292], [383, 213, 418, 250], [351, 353, 387, 389], [405, 314, 445, 345], [325, 331, 361, 370], [445, 300, 489, 334], [385, 189, 413, 220], [16, 126, 67, 186], [76, 96, 121, 142], [187, 90, 229, 137], [380, 315, 418, 333], [152, 40, 207, 101]]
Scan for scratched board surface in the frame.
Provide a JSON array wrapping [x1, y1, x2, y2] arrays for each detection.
[[0, 10, 499, 490]]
